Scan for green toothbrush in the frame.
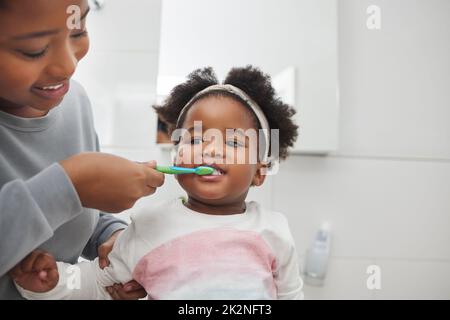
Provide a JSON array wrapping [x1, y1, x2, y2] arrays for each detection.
[[156, 165, 214, 175]]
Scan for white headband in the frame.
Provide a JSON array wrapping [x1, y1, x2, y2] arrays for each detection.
[[175, 84, 272, 164]]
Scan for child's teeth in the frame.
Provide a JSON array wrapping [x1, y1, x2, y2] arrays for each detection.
[[212, 169, 222, 176]]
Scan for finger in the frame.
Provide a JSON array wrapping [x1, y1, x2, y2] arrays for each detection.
[[111, 290, 121, 300], [47, 268, 60, 283], [114, 280, 147, 300], [98, 231, 123, 268], [114, 286, 147, 300], [38, 270, 48, 280], [98, 257, 109, 269], [110, 285, 122, 300], [22, 251, 44, 273], [144, 169, 165, 188], [97, 246, 111, 266], [142, 160, 156, 169], [97, 244, 108, 258], [123, 280, 143, 293], [142, 186, 157, 197], [34, 253, 56, 272], [106, 286, 119, 300], [9, 265, 24, 280]]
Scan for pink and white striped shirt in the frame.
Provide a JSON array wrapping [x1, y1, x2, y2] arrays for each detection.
[[18, 198, 303, 300]]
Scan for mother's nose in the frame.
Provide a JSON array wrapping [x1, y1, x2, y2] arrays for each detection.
[[45, 44, 77, 80]]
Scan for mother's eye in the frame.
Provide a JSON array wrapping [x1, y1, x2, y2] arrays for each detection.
[[71, 30, 88, 39], [18, 46, 49, 59]]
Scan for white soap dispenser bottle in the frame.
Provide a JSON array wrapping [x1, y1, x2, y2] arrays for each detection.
[[304, 222, 331, 286]]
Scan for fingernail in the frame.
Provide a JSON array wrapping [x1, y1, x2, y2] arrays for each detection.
[[124, 285, 133, 292]]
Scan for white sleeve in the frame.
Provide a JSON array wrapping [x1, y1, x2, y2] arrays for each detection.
[[16, 260, 112, 300], [16, 225, 136, 300], [275, 242, 304, 300], [271, 216, 304, 300]]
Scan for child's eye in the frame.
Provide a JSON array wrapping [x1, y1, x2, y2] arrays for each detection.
[[226, 140, 245, 148], [71, 30, 88, 39], [18, 46, 49, 59]]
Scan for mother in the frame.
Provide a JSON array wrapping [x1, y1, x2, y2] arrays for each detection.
[[0, 0, 164, 299]]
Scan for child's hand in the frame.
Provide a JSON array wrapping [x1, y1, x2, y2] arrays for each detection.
[[60, 153, 165, 213], [105, 282, 147, 300], [98, 230, 147, 300], [9, 251, 59, 293]]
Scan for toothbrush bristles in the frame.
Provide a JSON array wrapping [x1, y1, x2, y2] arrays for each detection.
[[195, 166, 214, 175]]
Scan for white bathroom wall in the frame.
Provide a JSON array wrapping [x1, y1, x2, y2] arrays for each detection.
[[73, 0, 162, 149], [283, 0, 450, 299], [74, 0, 450, 299]]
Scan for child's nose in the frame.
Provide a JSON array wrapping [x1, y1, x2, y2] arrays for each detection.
[[202, 140, 223, 159]]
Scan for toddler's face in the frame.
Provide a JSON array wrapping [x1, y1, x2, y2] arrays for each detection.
[[175, 96, 266, 206], [0, 0, 89, 117]]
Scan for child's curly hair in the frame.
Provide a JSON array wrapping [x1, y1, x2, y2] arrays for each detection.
[[154, 65, 299, 160]]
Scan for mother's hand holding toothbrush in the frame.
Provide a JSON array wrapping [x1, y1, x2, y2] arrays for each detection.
[[60, 152, 165, 213], [9, 153, 165, 300]]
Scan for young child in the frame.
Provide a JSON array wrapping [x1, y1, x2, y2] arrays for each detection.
[[14, 66, 302, 300], [0, 0, 164, 299]]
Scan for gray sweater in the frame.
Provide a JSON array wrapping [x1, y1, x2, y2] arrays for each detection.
[[0, 80, 127, 299]]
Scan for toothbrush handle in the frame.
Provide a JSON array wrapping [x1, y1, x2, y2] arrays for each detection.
[[156, 165, 194, 175], [155, 165, 178, 174]]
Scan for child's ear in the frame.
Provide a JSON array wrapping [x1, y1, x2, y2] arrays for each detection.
[[252, 164, 267, 187]]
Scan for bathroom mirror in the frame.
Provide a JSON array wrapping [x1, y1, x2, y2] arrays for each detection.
[[156, 0, 339, 154]]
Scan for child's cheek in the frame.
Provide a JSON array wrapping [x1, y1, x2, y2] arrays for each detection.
[[225, 146, 252, 165], [229, 164, 258, 188]]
